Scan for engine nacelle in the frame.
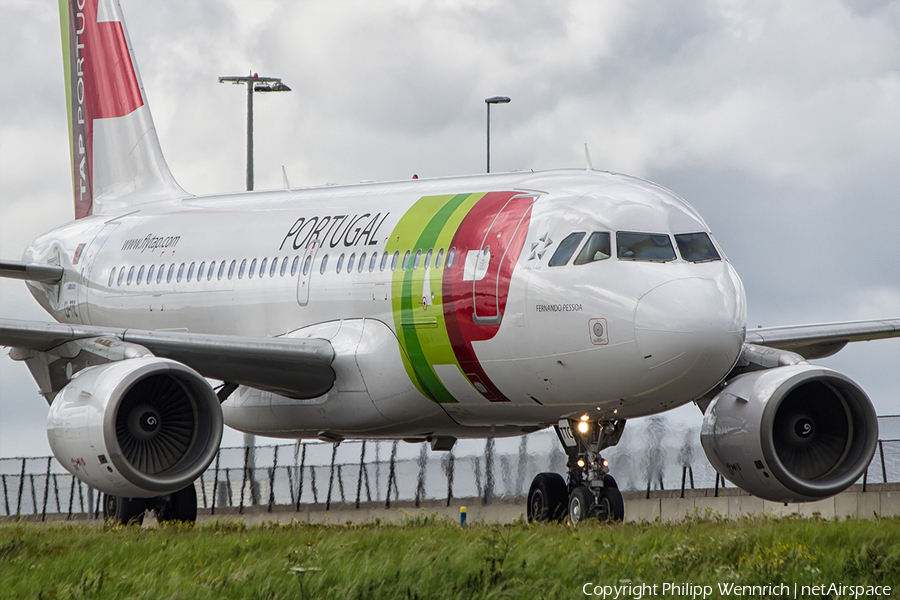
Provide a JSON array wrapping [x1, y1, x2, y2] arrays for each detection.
[[47, 357, 223, 497], [701, 364, 878, 503]]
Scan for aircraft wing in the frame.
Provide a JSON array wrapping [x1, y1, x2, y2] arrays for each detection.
[[745, 318, 900, 359], [0, 318, 335, 399], [0, 259, 64, 284]]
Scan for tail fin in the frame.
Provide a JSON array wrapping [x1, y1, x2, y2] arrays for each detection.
[[59, 0, 186, 219]]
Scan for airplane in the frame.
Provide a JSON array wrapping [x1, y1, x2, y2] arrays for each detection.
[[1, 0, 899, 525]]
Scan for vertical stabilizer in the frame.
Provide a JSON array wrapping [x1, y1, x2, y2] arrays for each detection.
[[59, 0, 186, 219]]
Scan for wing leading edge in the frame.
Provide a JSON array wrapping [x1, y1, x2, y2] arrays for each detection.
[[0, 319, 335, 399], [745, 318, 900, 360]]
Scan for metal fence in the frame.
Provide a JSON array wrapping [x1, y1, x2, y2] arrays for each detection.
[[2, 416, 898, 521]]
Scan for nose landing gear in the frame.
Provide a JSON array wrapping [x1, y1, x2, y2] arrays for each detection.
[[526, 417, 626, 524]]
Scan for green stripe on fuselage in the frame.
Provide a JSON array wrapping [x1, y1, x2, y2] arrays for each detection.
[[388, 193, 484, 403]]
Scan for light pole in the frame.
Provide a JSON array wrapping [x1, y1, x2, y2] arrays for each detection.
[[485, 96, 510, 173], [218, 73, 290, 504], [219, 73, 292, 191]]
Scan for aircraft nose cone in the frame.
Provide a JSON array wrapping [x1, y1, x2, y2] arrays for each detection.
[[634, 277, 744, 397]]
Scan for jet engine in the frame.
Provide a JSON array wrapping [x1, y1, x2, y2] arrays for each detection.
[[701, 364, 878, 503], [47, 357, 223, 498]]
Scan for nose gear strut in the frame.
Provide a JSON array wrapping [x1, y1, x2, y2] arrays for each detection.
[[526, 417, 626, 524]]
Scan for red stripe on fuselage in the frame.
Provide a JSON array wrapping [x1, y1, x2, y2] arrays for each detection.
[[442, 192, 532, 402]]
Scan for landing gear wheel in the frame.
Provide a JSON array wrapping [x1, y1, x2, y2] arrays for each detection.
[[155, 485, 198, 524], [568, 485, 595, 525], [594, 476, 624, 522], [527, 473, 568, 522], [103, 494, 146, 526]]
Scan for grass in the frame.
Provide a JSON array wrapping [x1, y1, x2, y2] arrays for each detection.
[[1, 513, 898, 599]]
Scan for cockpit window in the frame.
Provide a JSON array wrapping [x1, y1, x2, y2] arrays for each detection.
[[548, 232, 586, 267], [616, 232, 676, 262], [675, 233, 721, 263], [573, 232, 611, 265]]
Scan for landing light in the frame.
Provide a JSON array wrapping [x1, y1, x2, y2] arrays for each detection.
[[577, 459, 586, 468], [601, 459, 609, 468], [579, 414, 590, 421], [577, 421, 589, 434]]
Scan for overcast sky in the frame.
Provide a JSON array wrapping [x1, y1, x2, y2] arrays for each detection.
[[1, 0, 898, 458]]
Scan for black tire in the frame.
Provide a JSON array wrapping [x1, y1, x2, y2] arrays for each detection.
[[103, 494, 146, 526], [568, 485, 595, 525], [526, 473, 567, 522], [155, 485, 198, 524], [595, 484, 625, 522]]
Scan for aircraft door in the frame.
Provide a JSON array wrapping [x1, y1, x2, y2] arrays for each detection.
[[471, 195, 533, 325], [75, 223, 119, 324], [296, 237, 320, 306]]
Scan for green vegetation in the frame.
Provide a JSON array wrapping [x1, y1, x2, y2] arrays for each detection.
[[1, 514, 898, 599]]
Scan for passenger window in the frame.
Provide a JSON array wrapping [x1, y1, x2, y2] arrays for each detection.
[[573, 232, 611, 265], [157, 264, 166, 284], [446, 247, 456, 268], [402, 250, 410, 270], [617, 232, 676, 262], [167, 264, 175, 283], [291, 256, 300, 276], [320, 255, 328, 275], [258, 258, 267, 278], [413, 249, 422, 270], [217, 261, 226, 280], [238, 259, 247, 279], [187, 262, 195, 282], [117, 267, 126, 286], [147, 264, 156, 285], [177, 263, 186, 282], [347, 253, 356, 273], [303, 255, 312, 276], [206, 261, 214, 281], [359, 252, 367, 273], [281, 257, 289, 276], [336, 254, 345, 273], [109, 268, 116, 287], [126, 266, 134, 285], [248, 259, 256, 279], [136, 265, 145, 285], [380, 251, 389, 271], [675, 233, 721, 263], [435, 248, 444, 268], [549, 232, 586, 267], [198, 262, 206, 281], [424, 249, 432, 269], [391, 251, 399, 271], [368, 252, 377, 272], [227, 260, 236, 280], [269, 258, 278, 277]]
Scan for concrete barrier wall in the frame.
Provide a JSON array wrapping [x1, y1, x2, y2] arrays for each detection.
[[193, 483, 900, 526], [622, 483, 899, 523]]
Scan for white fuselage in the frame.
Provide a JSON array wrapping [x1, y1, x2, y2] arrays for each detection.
[[24, 169, 747, 439]]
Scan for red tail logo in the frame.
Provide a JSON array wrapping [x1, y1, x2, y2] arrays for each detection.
[[65, 0, 144, 218]]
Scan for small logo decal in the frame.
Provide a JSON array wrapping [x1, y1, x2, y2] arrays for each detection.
[[589, 318, 608, 345], [528, 233, 553, 261]]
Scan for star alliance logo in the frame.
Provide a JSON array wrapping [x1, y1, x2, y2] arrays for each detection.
[[528, 233, 553, 261]]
